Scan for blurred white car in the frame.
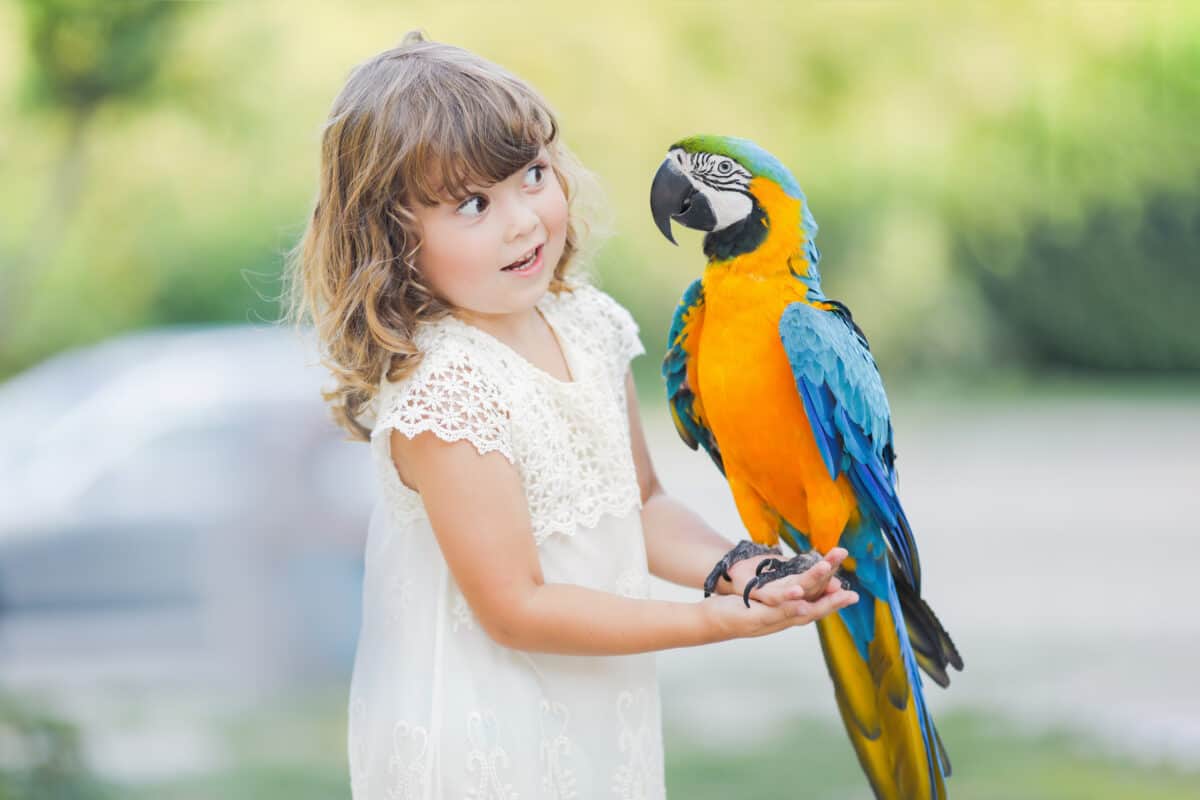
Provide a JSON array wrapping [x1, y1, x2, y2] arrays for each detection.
[[0, 324, 374, 689]]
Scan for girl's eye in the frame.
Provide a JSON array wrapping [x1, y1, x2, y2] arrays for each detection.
[[524, 162, 546, 188], [456, 195, 488, 217]]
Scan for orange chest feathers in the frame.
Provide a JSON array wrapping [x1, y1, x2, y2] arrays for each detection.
[[694, 271, 808, 470], [694, 267, 858, 551]]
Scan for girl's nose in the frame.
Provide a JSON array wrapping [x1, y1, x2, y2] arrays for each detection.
[[505, 197, 540, 241]]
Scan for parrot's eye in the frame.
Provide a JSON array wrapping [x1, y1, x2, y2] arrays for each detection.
[[717, 160, 734, 174]]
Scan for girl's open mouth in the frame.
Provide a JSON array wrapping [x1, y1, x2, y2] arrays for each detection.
[[501, 244, 543, 276]]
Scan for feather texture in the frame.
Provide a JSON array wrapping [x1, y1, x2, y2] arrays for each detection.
[[779, 302, 921, 593], [662, 277, 723, 474], [659, 135, 962, 800]]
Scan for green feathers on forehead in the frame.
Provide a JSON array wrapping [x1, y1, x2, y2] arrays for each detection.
[[672, 135, 802, 199]]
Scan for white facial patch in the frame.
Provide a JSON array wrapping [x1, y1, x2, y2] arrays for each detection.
[[674, 149, 754, 232], [694, 183, 753, 231]]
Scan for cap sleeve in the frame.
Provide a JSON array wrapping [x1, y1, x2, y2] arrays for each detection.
[[608, 294, 646, 367], [573, 283, 645, 372], [372, 338, 515, 464]]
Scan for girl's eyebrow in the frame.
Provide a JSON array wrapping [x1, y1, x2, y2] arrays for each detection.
[[430, 179, 481, 204], [445, 185, 487, 205], [438, 151, 547, 205]]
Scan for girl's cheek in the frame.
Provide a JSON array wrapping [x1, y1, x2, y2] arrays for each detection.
[[542, 181, 569, 241], [418, 230, 473, 294], [429, 221, 476, 272]]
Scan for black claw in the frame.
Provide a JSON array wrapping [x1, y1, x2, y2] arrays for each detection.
[[702, 540, 781, 599], [755, 558, 781, 577], [742, 577, 761, 608]]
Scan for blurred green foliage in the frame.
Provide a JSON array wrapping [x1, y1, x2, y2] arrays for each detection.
[[948, 32, 1200, 372], [960, 181, 1200, 371], [17, 0, 188, 115], [0, 1, 1197, 384], [0, 693, 111, 800], [666, 712, 1200, 800], [14, 685, 1193, 800]]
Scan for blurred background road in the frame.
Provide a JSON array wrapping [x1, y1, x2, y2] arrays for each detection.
[[1, 1, 1198, 798]]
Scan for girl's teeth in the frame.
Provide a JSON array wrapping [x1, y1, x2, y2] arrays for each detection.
[[505, 247, 537, 270]]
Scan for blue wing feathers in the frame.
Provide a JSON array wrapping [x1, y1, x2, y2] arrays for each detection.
[[799, 380, 840, 477], [663, 279, 724, 474], [778, 301, 922, 592]]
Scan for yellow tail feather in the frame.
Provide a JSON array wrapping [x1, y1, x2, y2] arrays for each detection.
[[817, 600, 947, 800]]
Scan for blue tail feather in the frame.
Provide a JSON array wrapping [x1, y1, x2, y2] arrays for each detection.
[[885, 566, 948, 793]]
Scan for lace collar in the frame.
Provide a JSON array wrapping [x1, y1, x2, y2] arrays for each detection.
[[430, 290, 585, 388]]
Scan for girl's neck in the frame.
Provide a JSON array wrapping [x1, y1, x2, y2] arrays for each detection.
[[452, 304, 544, 346]]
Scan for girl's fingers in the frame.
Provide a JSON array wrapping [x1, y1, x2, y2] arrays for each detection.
[[747, 586, 778, 606], [750, 569, 821, 605], [751, 579, 800, 606], [752, 588, 859, 634], [791, 589, 859, 623], [823, 547, 848, 568], [827, 589, 859, 612], [795, 560, 832, 595], [773, 566, 839, 603], [802, 560, 839, 599]]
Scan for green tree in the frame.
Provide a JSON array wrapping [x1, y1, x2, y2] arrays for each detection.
[[3, 0, 191, 346]]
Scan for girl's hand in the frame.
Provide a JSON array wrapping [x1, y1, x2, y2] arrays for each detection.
[[724, 547, 850, 606], [702, 576, 859, 640]]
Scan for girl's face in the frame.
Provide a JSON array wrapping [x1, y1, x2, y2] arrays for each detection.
[[411, 147, 568, 319]]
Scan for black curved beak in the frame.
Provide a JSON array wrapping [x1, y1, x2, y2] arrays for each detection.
[[650, 157, 716, 245]]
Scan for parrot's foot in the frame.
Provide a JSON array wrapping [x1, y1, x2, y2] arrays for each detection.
[[703, 540, 782, 597], [741, 552, 851, 608]]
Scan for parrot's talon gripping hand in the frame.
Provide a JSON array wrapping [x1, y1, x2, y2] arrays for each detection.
[[702, 540, 782, 597], [754, 558, 782, 576], [741, 552, 833, 608]]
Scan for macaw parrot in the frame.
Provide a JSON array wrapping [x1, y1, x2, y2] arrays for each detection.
[[650, 135, 963, 799]]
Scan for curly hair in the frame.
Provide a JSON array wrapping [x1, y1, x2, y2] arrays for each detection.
[[283, 30, 600, 441]]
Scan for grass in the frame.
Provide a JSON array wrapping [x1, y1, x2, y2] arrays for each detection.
[[17, 687, 1186, 800], [6, 685, 1196, 799], [665, 711, 1200, 800]]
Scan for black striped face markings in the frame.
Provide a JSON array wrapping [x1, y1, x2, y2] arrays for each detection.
[[674, 149, 753, 192]]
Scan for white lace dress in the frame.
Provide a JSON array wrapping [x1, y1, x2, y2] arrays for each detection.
[[347, 281, 668, 800]]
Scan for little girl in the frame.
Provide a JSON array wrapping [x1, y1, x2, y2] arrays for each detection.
[[286, 31, 858, 799]]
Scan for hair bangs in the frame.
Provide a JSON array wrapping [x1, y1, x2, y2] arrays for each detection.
[[401, 75, 558, 206]]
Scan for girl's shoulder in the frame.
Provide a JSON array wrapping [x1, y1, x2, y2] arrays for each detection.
[[549, 273, 648, 371], [379, 314, 505, 401], [540, 275, 643, 364], [371, 316, 515, 463]]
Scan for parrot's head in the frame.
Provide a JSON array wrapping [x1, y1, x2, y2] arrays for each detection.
[[650, 135, 819, 268]]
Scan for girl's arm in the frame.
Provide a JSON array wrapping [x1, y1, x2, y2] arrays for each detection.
[[623, 370, 842, 602], [390, 426, 855, 657]]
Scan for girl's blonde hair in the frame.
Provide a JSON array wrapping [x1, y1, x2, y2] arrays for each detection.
[[283, 30, 597, 441]]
